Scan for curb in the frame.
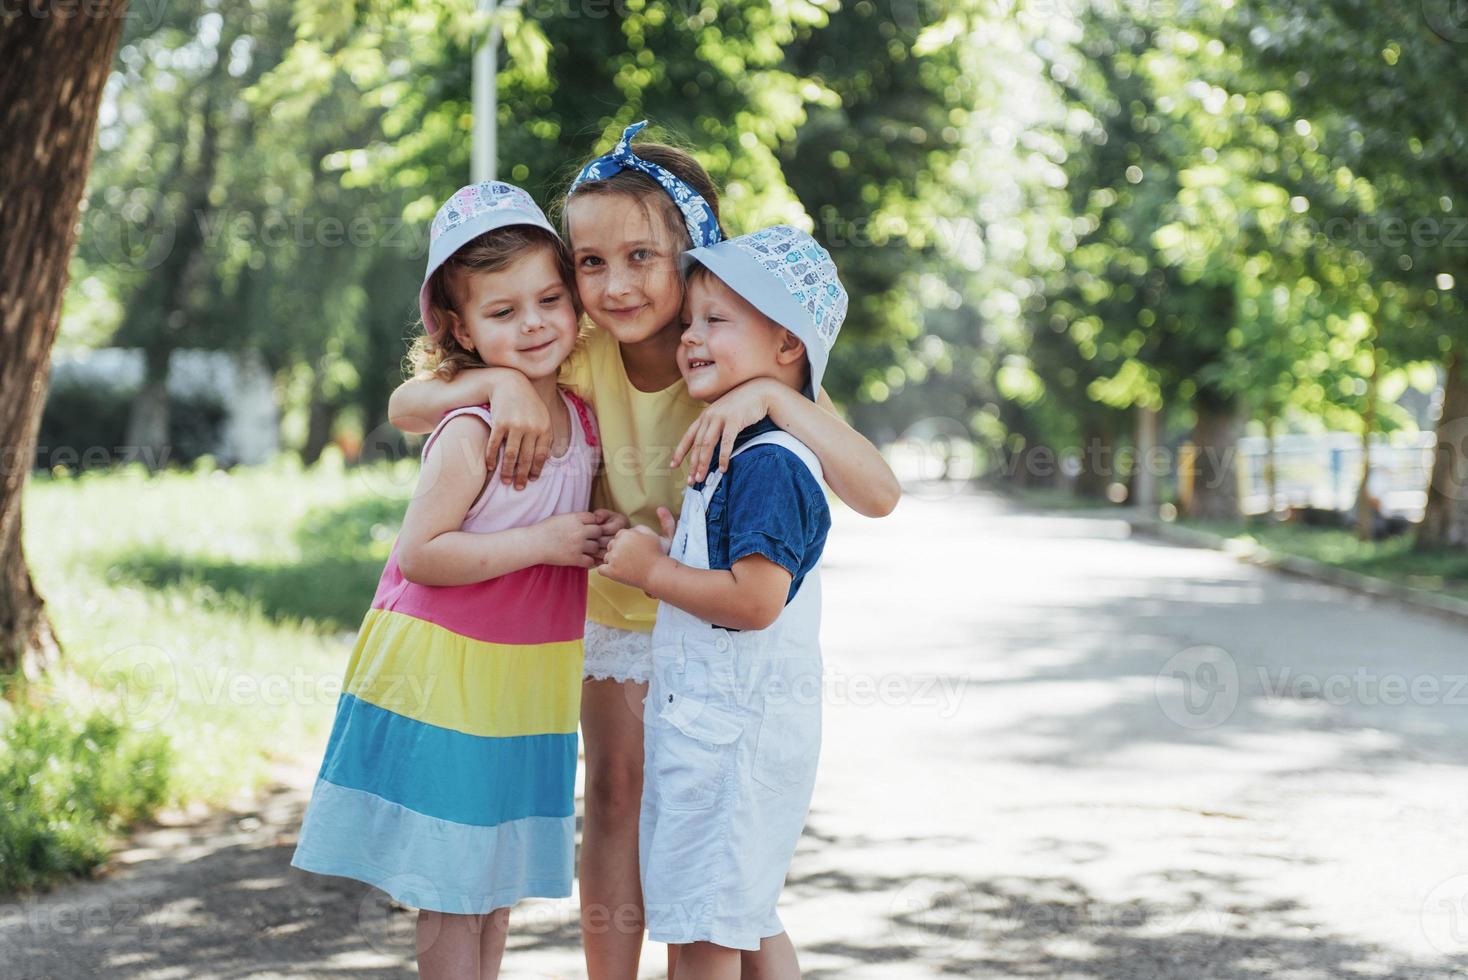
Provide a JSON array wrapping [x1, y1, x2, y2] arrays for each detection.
[[1127, 517, 1468, 631]]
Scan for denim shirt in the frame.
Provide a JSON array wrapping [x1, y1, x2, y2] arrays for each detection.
[[696, 417, 831, 609]]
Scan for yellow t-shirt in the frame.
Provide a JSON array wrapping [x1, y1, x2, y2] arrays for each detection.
[[560, 326, 704, 632]]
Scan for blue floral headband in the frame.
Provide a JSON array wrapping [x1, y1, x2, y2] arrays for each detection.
[[567, 120, 723, 249]]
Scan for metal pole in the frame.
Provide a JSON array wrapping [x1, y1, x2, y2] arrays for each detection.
[[472, 0, 499, 183]]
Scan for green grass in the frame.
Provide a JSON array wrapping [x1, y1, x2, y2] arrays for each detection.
[[4, 455, 417, 893], [997, 487, 1468, 602], [1183, 518, 1468, 602], [0, 691, 171, 892]]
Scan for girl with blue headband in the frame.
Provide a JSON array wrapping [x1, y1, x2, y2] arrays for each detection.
[[387, 121, 900, 979]]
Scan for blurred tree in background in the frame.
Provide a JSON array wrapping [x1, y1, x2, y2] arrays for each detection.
[[1225, 0, 1468, 545], [50, 0, 1468, 551], [15, 0, 1468, 899], [69, 0, 959, 459]]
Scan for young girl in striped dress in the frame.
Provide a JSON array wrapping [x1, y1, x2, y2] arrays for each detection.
[[290, 181, 623, 980]]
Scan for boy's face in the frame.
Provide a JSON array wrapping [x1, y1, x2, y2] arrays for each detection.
[[678, 272, 804, 402]]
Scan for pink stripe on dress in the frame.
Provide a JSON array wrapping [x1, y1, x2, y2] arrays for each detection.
[[371, 553, 588, 645], [369, 392, 599, 646]]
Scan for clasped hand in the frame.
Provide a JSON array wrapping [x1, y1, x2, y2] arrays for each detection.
[[600, 507, 677, 591]]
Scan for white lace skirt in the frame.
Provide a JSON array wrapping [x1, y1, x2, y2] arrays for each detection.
[[582, 621, 653, 685]]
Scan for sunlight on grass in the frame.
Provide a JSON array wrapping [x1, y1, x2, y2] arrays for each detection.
[[21, 456, 418, 806], [1185, 519, 1468, 602]]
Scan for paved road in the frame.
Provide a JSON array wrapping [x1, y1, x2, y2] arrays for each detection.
[[4, 490, 1468, 978]]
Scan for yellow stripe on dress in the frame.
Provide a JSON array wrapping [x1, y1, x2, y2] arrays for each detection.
[[343, 608, 583, 738]]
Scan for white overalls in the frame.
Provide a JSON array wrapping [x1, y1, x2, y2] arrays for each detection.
[[639, 431, 825, 952]]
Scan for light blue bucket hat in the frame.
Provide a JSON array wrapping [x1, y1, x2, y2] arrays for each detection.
[[683, 224, 848, 400], [420, 180, 559, 339]]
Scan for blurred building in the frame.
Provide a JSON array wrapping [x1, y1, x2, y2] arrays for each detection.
[[42, 348, 278, 468]]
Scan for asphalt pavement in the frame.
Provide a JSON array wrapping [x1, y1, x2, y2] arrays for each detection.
[[3, 489, 1467, 979]]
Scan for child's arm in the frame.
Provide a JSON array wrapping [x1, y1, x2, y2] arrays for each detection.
[[600, 523, 792, 632], [672, 378, 900, 517], [396, 415, 603, 586], [387, 368, 554, 489]]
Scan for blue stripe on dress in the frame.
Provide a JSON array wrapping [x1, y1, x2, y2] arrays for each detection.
[[318, 693, 577, 826], [290, 778, 574, 913]]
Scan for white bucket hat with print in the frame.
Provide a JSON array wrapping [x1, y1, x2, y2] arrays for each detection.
[[420, 180, 559, 339], [683, 224, 848, 400]]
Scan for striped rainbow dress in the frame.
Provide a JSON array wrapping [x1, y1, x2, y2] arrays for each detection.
[[291, 393, 599, 913]]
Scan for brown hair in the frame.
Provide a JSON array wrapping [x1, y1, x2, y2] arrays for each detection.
[[684, 261, 719, 290], [556, 130, 723, 250], [407, 225, 575, 381]]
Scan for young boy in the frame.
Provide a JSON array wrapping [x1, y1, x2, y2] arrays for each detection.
[[601, 224, 848, 980]]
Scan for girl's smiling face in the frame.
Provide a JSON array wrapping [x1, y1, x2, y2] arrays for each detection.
[[448, 246, 579, 381], [566, 193, 686, 345]]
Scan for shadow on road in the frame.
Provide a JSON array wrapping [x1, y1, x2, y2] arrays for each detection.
[[6, 494, 1468, 978], [0, 782, 589, 978], [787, 814, 1467, 980]]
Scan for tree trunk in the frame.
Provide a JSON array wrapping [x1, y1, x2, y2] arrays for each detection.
[[0, 5, 131, 678], [124, 345, 171, 471], [114, 17, 233, 465], [1264, 414, 1279, 517], [301, 396, 338, 466], [1133, 403, 1159, 512], [1075, 420, 1113, 499], [1418, 350, 1468, 550], [1186, 395, 1241, 520], [1355, 347, 1378, 541]]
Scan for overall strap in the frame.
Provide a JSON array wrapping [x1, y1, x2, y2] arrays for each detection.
[[730, 429, 823, 484], [700, 429, 823, 502], [735, 431, 827, 612]]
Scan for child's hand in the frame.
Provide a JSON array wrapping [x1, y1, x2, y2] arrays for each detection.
[[601, 525, 671, 591], [590, 509, 630, 564], [535, 512, 604, 568], [651, 506, 676, 552], [672, 378, 781, 484], [484, 372, 553, 490]]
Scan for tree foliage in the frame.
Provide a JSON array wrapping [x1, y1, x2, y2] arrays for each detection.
[[60, 0, 1468, 544]]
